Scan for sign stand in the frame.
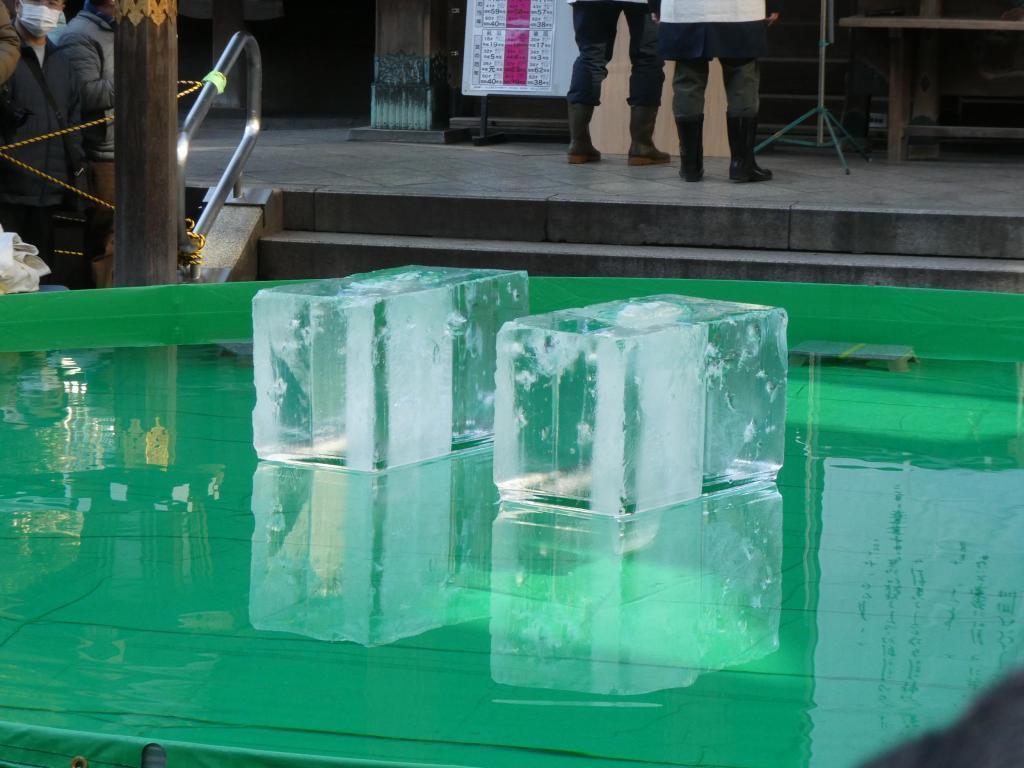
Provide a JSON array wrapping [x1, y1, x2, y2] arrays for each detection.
[[462, 0, 577, 144], [474, 95, 510, 146]]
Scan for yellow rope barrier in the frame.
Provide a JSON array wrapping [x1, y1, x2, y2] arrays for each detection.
[[0, 81, 208, 265]]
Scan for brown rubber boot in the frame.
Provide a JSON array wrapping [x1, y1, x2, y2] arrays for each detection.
[[627, 105, 671, 166], [567, 103, 601, 164]]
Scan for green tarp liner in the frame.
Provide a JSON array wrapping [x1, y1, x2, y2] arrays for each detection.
[[0, 278, 1022, 361], [0, 279, 1021, 768]]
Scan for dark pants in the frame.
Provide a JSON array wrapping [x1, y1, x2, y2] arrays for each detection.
[[87, 161, 115, 288], [672, 58, 760, 120], [568, 2, 664, 107], [0, 202, 92, 288], [0, 203, 57, 282]]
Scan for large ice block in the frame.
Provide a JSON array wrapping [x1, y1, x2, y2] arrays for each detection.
[[694, 297, 788, 487], [493, 295, 787, 514], [249, 448, 498, 647], [253, 267, 528, 470], [489, 483, 783, 695]]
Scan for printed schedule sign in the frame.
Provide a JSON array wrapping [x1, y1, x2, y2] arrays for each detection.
[[462, 0, 577, 97]]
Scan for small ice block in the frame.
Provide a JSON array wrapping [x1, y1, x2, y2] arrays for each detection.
[[253, 266, 528, 470], [489, 483, 783, 695], [249, 448, 498, 647], [493, 295, 787, 513]]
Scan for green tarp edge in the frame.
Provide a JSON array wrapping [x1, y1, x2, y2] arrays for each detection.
[[0, 278, 1020, 360]]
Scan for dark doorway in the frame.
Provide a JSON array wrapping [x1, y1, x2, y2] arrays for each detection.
[[178, 1, 375, 119]]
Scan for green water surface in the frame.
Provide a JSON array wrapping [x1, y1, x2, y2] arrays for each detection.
[[0, 280, 1021, 768]]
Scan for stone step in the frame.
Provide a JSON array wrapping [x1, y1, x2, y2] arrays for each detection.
[[281, 190, 1024, 261], [259, 231, 1024, 293]]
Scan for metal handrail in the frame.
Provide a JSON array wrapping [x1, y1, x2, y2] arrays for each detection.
[[177, 32, 263, 277]]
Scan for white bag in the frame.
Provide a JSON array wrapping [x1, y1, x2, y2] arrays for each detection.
[[0, 225, 51, 295]]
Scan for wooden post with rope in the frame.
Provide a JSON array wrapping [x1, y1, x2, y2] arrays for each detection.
[[114, 0, 179, 287]]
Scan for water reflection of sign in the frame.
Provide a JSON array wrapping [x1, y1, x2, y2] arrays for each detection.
[[814, 460, 1024, 763], [464, 0, 575, 97]]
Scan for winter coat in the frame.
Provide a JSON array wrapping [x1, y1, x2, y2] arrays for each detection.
[[58, 10, 114, 162], [0, 5, 19, 86], [0, 42, 84, 207], [652, 0, 783, 61]]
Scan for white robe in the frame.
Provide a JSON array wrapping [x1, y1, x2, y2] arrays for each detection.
[[659, 0, 766, 24], [0, 227, 49, 295]]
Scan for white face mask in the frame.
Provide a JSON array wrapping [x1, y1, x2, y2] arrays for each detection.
[[18, 3, 63, 38]]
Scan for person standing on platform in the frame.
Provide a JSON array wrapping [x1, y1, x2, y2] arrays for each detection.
[[0, 0, 82, 270], [566, 0, 670, 166], [0, 4, 19, 84], [59, 0, 115, 287], [651, 0, 780, 183]]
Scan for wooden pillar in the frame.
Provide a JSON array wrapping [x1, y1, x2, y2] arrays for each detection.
[[212, 0, 246, 110], [887, 28, 912, 162], [371, 0, 449, 130], [114, 0, 179, 287], [908, 0, 941, 159]]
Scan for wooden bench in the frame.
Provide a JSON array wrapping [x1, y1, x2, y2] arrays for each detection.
[[839, 15, 1024, 161]]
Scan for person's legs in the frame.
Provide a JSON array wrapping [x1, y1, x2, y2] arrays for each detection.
[[721, 58, 771, 182], [721, 57, 760, 118], [0, 204, 31, 241], [0, 203, 54, 265], [672, 58, 709, 120], [623, 5, 669, 165], [672, 59, 708, 181], [568, 2, 620, 107], [566, 2, 620, 163], [87, 161, 115, 288], [624, 5, 664, 107]]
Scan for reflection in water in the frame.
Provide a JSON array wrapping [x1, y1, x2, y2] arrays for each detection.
[[812, 459, 1024, 766], [490, 483, 782, 696], [1015, 363, 1024, 465], [0, 348, 183, 473], [249, 449, 499, 647]]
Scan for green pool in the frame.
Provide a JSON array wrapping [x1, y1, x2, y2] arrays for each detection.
[[0, 278, 1021, 768]]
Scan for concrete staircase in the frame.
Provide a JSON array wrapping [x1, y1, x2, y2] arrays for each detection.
[[256, 189, 1024, 292]]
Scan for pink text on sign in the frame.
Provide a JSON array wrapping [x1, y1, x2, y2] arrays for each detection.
[[505, 0, 532, 28], [502, 30, 530, 85]]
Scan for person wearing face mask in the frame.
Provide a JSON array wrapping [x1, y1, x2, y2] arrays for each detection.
[[0, 0, 83, 283], [59, 0, 115, 287], [45, 8, 64, 44], [0, 4, 19, 85]]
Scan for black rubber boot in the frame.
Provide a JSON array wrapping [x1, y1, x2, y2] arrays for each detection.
[[628, 106, 671, 166], [727, 116, 773, 183], [675, 116, 704, 182], [567, 103, 601, 164]]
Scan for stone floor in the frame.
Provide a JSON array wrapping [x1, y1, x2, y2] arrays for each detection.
[[187, 123, 1024, 216]]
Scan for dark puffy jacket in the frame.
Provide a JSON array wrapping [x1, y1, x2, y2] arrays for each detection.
[[0, 42, 84, 207], [58, 10, 114, 162], [0, 5, 18, 85]]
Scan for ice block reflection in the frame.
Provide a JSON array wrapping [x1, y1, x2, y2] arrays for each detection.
[[490, 483, 783, 695], [250, 448, 499, 646]]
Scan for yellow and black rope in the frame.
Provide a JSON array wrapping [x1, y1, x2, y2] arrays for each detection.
[[0, 81, 207, 264]]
